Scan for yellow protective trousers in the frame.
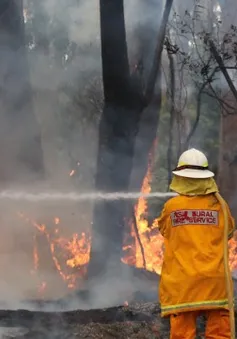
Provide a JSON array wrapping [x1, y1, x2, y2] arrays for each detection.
[[170, 309, 230, 339]]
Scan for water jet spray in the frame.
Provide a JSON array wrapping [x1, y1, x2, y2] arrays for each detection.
[[0, 191, 177, 203]]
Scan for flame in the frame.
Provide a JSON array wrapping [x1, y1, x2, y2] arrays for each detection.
[[122, 141, 237, 277], [122, 164, 163, 274], [228, 238, 237, 271], [69, 163, 80, 177], [69, 170, 75, 177], [32, 235, 39, 273], [19, 213, 91, 294], [66, 233, 91, 268], [17, 143, 237, 296], [54, 217, 60, 225]]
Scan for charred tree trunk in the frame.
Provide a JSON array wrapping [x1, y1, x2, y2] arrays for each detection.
[[88, 0, 173, 282], [88, 0, 144, 280], [131, 0, 174, 192], [0, 0, 44, 184]]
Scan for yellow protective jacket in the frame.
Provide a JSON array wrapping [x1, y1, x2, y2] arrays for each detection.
[[158, 193, 235, 317]]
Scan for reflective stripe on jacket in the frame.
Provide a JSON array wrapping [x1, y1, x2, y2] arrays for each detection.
[[158, 194, 235, 317]]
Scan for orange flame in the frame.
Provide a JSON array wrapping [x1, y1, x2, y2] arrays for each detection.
[[229, 238, 237, 271], [122, 164, 163, 274], [122, 141, 237, 276], [33, 235, 39, 272], [18, 212, 91, 294], [54, 217, 60, 225], [18, 144, 237, 296], [69, 170, 75, 177]]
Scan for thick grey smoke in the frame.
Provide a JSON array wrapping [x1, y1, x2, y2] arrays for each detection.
[[1, 0, 236, 313], [0, 0, 165, 311]]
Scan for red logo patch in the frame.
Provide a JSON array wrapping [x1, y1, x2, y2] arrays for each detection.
[[170, 209, 219, 226]]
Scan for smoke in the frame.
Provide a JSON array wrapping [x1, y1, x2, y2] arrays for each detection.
[[1, 0, 235, 315], [0, 327, 29, 338], [0, 0, 166, 312]]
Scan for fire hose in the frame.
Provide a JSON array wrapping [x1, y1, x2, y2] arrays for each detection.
[[215, 192, 235, 339]]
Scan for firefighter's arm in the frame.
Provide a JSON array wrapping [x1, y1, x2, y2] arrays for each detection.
[[157, 203, 170, 238]]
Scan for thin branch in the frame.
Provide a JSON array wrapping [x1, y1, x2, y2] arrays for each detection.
[[203, 88, 236, 114], [176, 58, 188, 157], [224, 67, 237, 70], [131, 207, 146, 269], [145, 0, 174, 103], [184, 85, 204, 149], [207, 38, 237, 102], [166, 45, 175, 189], [184, 68, 217, 148]]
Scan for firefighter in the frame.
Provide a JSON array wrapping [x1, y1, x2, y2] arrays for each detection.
[[157, 148, 235, 339]]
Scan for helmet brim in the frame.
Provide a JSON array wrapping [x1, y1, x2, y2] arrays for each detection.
[[172, 168, 214, 179]]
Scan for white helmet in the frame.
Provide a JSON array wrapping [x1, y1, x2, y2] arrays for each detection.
[[172, 148, 214, 179]]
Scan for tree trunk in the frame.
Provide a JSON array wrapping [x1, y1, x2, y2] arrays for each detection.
[[0, 0, 44, 185], [88, 0, 144, 281], [88, 0, 173, 282], [131, 0, 174, 193], [218, 92, 237, 219]]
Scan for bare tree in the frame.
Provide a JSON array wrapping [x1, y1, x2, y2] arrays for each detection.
[[161, 1, 237, 213], [165, 2, 237, 154]]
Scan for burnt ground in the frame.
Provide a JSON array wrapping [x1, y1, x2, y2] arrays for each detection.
[[0, 302, 211, 339], [0, 275, 236, 338]]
